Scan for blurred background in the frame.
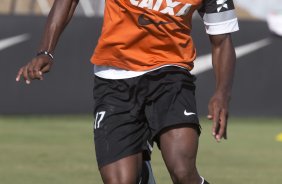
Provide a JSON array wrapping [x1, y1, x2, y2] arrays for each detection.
[[0, 0, 282, 184], [0, 0, 281, 116]]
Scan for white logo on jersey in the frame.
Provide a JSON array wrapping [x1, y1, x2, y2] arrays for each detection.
[[94, 111, 106, 129], [130, 0, 192, 16], [216, 0, 228, 12]]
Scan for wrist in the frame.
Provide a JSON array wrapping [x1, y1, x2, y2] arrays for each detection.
[[36, 51, 54, 60], [213, 90, 232, 101]]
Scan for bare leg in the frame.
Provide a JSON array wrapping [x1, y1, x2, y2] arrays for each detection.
[[159, 125, 202, 184], [99, 153, 143, 184]]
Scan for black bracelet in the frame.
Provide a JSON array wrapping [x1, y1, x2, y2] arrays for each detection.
[[37, 51, 54, 60]]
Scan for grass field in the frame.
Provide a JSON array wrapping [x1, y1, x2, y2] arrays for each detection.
[[0, 116, 282, 184]]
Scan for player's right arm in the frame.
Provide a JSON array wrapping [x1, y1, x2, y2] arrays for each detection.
[[16, 0, 80, 84]]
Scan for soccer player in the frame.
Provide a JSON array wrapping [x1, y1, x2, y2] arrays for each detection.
[[16, 0, 239, 184]]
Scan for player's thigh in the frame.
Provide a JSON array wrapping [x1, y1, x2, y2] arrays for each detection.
[[159, 125, 199, 174], [160, 125, 199, 164]]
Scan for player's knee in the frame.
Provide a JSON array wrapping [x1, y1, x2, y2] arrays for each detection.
[[100, 170, 138, 184], [169, 166, 199, 184], [102, 176, 138, 184]]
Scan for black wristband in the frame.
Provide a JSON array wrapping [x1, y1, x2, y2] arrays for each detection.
[[37, 51, 54, 60]]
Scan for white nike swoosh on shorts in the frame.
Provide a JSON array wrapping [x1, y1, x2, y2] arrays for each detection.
[[184, 110, 196, 116]]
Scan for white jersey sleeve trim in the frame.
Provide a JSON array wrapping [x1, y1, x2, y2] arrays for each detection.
[[204, 18, 239, 35]]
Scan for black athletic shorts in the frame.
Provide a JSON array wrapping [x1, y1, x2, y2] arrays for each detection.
[[93, 66, 200, 168]]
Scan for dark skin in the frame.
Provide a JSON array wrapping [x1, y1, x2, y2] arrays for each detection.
[[16, 0, 236, 183], [208, 33, 236, 142], [16, 0, 79, 84]]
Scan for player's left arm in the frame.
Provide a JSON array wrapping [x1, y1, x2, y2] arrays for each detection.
[[208, 33, 236, 142]]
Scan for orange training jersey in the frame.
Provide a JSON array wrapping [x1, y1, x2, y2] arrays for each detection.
[[91, 0, 238, 71]]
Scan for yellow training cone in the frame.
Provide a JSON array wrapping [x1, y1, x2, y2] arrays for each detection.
[[276, 133, 282, 142]]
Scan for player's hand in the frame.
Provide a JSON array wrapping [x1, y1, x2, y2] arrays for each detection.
[[207, 92, 230, 142], [16, 55, 53, 84]]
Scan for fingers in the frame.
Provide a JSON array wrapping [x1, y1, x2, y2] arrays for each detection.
[[16, 68, 24, 82], [216, 109, 228, 141], [33, 62, 44, 80], [16, 57, 52, 84], [207, 101, 214, 120], [23, 63, 31, 84], [208, 98, 228, 142], [220, 109, 228, 140], [207, 114, 213, 120], [212, 107, 220, 139], [212, 110, 228, 142], [208, 99, 218, 138], [17, 65, 42, 84], [40, 63, 52, 73]]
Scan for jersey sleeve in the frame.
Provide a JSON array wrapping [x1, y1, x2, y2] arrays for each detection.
[[198, 0, 239, 35]]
